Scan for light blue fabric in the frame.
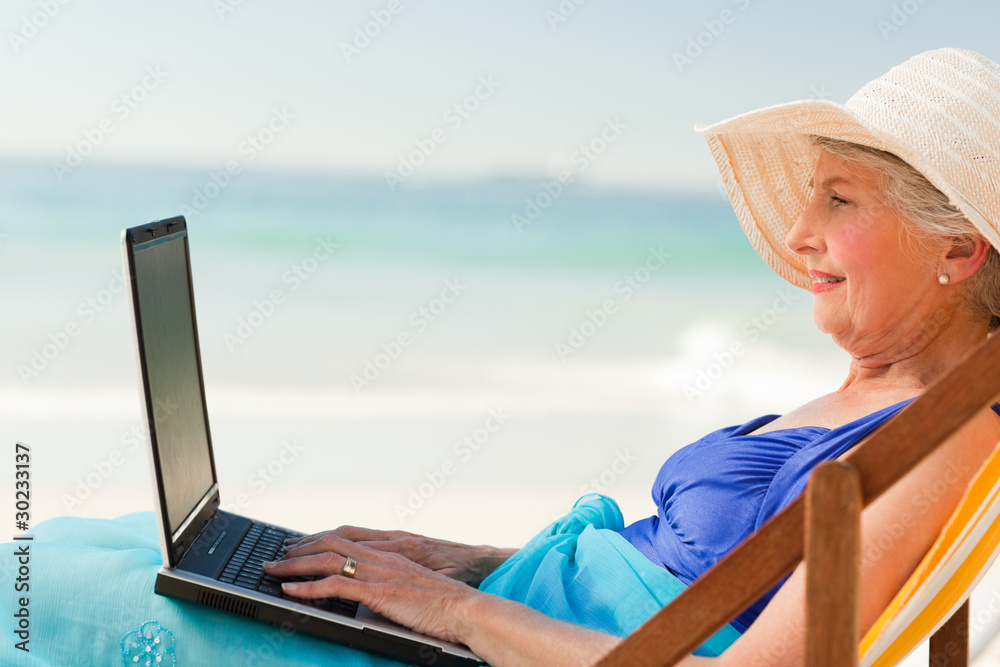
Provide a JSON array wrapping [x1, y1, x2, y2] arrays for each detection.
[[480, 494, 740, 656], [0, 498, 738, 665], [0, 513, 399, 667]]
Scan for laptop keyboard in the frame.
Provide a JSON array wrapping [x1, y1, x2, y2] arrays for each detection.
[[218, 521, 359, 618]]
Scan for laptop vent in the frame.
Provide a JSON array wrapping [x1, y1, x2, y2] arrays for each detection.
[[198, 590, 260, 620]]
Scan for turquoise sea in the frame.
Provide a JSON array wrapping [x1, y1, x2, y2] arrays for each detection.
[[1, 160, 844, 546]]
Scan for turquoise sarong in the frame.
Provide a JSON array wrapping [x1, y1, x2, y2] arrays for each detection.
[[0, 496, 738, 666], [480, 494, 740, 656]]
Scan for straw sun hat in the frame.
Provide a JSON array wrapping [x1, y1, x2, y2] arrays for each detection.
[[696, 48, 1000, 290]]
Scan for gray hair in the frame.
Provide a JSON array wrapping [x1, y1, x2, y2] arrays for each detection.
[[809, 136, 1000, 332]]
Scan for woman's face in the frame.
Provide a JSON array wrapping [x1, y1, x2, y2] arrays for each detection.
[[785, 152, 948, 360]]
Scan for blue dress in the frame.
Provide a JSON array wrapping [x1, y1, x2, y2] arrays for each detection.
[[617, 399, 1000, 631]]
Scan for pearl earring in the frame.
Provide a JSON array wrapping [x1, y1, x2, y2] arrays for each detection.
[[938, 274, 950, 285]]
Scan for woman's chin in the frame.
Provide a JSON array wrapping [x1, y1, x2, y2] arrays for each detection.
[[811, 311, 841, 336], [812, 314, 856, 352]]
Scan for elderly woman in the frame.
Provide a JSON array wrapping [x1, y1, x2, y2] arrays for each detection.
[[3, 48, 1000, 667], [262, 48, 1000, 666]]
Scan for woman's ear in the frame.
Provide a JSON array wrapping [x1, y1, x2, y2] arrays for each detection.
[[943, 235, 991, 283]]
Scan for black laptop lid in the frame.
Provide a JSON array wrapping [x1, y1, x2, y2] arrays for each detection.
[[123, 217, 219, 565]]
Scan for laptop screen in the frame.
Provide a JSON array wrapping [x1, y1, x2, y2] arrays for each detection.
[[130, 226, 216, 539]]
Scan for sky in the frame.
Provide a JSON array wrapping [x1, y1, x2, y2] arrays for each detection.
[[1, 0, 999, 192]]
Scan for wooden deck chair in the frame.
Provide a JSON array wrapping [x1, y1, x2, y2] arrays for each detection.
[[595, 332, 1000, 667]]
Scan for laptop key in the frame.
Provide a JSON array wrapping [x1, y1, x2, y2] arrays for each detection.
[[329, 599, 360, 617], [257, 580, 283, 597]]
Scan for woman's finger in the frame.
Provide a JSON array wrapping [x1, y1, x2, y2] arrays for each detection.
[[264, 551, 356, 579], [280, 572, 366, 601], [282, 532, 358, 560], [333, 526, 414, 542], [353, 538, 412, 555], [282, 531, 332, 550], [284, 526, 413, 548]]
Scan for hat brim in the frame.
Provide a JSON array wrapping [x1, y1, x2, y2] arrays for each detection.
[[696, 98, 1000, 289]]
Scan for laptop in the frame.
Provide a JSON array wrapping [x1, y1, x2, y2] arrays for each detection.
[[121, 216, 484, 666]]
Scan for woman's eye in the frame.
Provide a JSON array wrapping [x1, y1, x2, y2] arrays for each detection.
[[830, 195, 849, 206]]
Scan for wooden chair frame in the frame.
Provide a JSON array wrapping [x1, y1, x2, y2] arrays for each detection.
[[596, 333, 1000, 667]]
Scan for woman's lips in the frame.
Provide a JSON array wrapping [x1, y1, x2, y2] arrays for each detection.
[[811, 280, 844, 294], [809, 271, 845, 294]]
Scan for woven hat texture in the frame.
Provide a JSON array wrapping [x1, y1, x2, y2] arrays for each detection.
[[696, 48, 1000, 289]]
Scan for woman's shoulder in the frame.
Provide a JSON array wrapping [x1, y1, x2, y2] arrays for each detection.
[[757, 395, 1000, 526], [746, 392, 917, 436]]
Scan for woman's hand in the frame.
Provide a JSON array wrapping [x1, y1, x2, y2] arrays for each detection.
[[263, 535, 621, 666], [263, 534, 485, 644], [284, 527, 516, 588]]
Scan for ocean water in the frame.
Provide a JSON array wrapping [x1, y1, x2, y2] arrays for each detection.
[[1, 160, 848, 547]]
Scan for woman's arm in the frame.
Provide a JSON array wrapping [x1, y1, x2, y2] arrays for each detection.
[[460, 594, 621, 666]]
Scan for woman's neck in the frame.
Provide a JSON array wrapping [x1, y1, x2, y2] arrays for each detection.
[[839, 316, 989, 397]]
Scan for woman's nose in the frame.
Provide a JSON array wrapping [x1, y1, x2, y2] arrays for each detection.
[[785, 201, 824, 256]]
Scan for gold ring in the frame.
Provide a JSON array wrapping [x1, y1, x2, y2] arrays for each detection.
[[341, 556, 357, 578]]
